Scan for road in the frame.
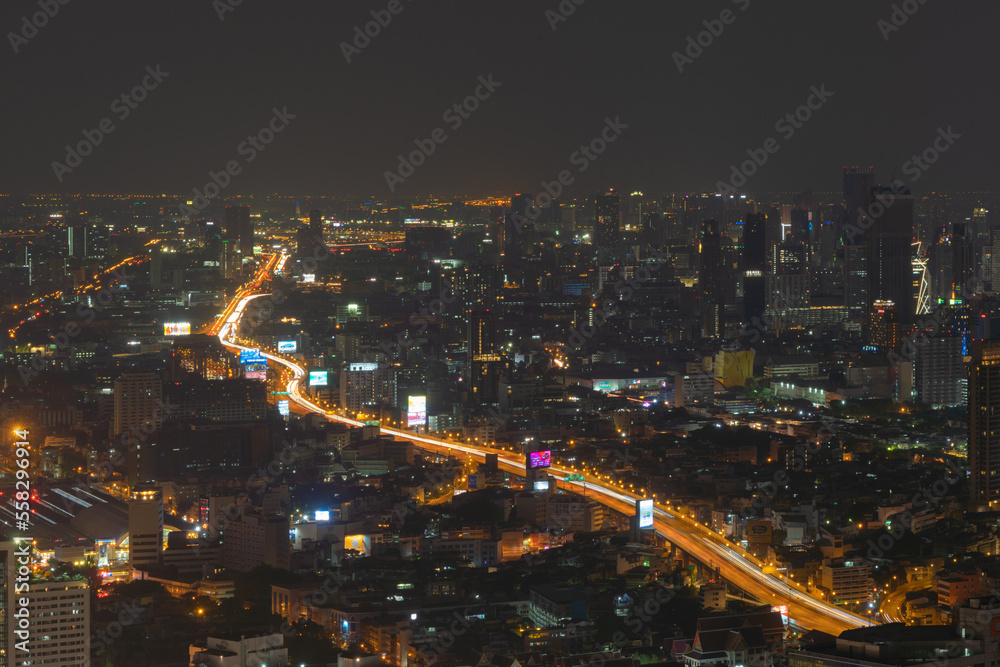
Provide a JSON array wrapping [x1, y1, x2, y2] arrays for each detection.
[[216, 260, 874, 636], [879, 578, 932, 623]]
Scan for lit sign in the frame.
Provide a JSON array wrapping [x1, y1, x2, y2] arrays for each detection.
[[245, 370, 268, 380], [407, 396, 427, 427], [302, 274, 316, 283], [528, 451, 551, 469], [277, 341, 296, 353], [637, 499, 654, 529], [163, 322, 191, 336], [309, 371, 328, 387], [240, 349, 266, 364], [278, 400, 289, 416], [314, 510, 330, 522], [533, 480, 550, 492], [348, 362, 379, 372]]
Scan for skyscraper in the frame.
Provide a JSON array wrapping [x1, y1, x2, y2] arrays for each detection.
[[970, 339, 1000, 510], [741, 213, 766, 327], [224, 204, 253, 257], [700, 219, 725, 338], [129, 485, 164, 568], [867, 185, 915, 330], [866, 300, 900, 353], [113, 371, 163, 485], [595, 193, 621, 248], [842, 165, 875, 235], [468, 309, 501, 406]]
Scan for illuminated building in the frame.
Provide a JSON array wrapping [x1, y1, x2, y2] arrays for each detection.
[[595, 192, 621, 248], [866, 300, 899, 353], [969, 339, 1000, 510], [170, 334, 242, 381], [741, 212, 766, 327], [129, 486, 164, 568], [224, 204, 253, 258], [468, 309, 501, 406]]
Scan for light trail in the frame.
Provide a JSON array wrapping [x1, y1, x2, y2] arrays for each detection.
[[216, 254, 874, 636]]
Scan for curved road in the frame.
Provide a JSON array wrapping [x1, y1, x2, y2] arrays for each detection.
[[216, 264, 873, 636]]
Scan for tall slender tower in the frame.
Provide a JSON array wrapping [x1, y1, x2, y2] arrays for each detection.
[[741, 213, 766, 327], [970, 339, 1000, 510]]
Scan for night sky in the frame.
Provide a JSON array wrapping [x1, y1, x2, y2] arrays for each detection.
[[2, 0, 995, 197]]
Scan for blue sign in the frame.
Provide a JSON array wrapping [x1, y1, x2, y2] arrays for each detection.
[[240, 349, 266, 364]]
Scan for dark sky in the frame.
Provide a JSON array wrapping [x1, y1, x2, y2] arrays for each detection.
[[2, 0, 995, 198]]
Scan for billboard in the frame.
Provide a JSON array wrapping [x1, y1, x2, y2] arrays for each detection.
[[244, 370, 268, 380], [302, 274, 316, 283], [533, 480, 550, 492], [163, 322, 191, 336], [309, 370, 329, 387], [747, 519, 773, 546], [468, 474, 479, 489], [407, 395, 427, 427], [637, 499, 654, 529], [345, 534, 371, 556], [314, 510, 330, 522], [240, 349, 266, 364], [348, 362, 379, 372], [277, 340, 297, 353], [278, 400, 290, 416], [528, 450, 551, 469]]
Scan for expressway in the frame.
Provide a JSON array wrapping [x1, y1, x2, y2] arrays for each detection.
[[215, 266, 874, 636]]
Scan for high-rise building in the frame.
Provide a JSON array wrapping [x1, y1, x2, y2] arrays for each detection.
[[970, 339, 1000, 510], [915, 336, 967, 408], [468, 309, 502, 406], [952, 222, 976, 296], [867, 185, 915, 329], [700, 219, 726, 338], [842, 166, 875, 235], [741, 213, 766, 327], [221, 507, 290, 571], [20, 577, 90, 665], [129, 485, 164, 569], [339, 361, 393, 413], [867, 300, 900, 353], [113, 371, 163, 484], [224, 205, 253, 257], [595, 193, 621, 248]]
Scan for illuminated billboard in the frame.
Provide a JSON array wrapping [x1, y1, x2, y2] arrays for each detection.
[[244, 370, 268, 381], [240, 349, 266, 364], [314, 510, 330, 522], [163, 322, 191, 336], [344, 534, 371, 556], [348, 362, 379, 372], [407, 395, 427, 427], [278, 400, 289, 416], [533, 480, 550, 492], [309, 371, 328, 387], [277, 341, 297, 353], [637, 499, 654, 529], [528, 450, 551, 469], [302, 274, 316, 283]]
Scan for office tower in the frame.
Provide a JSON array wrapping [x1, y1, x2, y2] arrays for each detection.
[[988, 229, 1000, 292], [295, 209, 325, 260], [504, 194, 531, 266], [468, 309, 502, 406], [340, 361, 393, 413], [700, 219, 725, 338], [970, 339, 1000, 510], [18, 577, 90, 665], [595, 193, 621, 248], [915, 336, 966, 408], [113, 371, 163, 484], [842, 166, 875, 235], [129, 486, 164, 569], [165, 379, 268, 422], [170, 334, 242, 381], [741, 213, 766, 326], [867, 300, 900, 353], [224, 205, 253, 257], [817, 219, 838, 269], [222, 507, 291, 571], [867, 185, 915, 329], [952, 222, 976, 296], [767, 241, 810, 310]]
